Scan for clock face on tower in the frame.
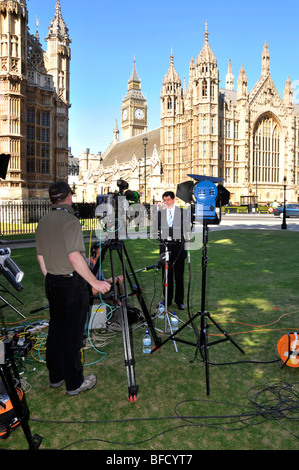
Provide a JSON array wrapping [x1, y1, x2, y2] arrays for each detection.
[[134, 108, 144, 120], [122, 109, 128, 120]]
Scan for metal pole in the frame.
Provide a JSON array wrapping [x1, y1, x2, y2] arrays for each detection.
[[255, 142, 259, 210], [138, 158, 141, 193], [281, 176, 287, 230], [142, 136, 148, 202]]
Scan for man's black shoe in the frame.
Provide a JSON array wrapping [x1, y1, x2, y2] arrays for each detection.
[[177, 304, 185, 310]]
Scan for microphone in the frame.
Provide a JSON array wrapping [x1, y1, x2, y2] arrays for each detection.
[[145, 264, 158, 271]]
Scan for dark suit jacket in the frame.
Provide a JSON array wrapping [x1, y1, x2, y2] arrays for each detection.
[[158, 206, 189, 265], [158, 206, 186, 241]]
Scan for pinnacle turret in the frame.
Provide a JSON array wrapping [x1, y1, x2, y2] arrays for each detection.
[[197, 22, 217, 66], [225, 58, 235, 91], [163, 50, 181, 85], [261, 40, 270, 76], [46, 0, 70, 42]]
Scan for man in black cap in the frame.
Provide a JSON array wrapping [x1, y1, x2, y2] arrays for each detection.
[[35, 182, 110, 396]]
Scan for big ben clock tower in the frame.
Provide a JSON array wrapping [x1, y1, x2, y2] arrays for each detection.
[[121, 59, 148, 140]]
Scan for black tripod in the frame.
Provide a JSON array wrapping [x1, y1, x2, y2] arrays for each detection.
[[93, 238, 161, 401], [152, 221, 244, 395], [0, 281, 42, 449]]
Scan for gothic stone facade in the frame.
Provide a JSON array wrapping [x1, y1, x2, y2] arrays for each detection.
[[160, 27, 299, 205], [77, 26, 299, 206], [0, 0, 71, 201]]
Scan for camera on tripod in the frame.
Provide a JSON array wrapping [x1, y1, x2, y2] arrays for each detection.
[[95, 180, 142, 240], [96, 179, 139, 218], [176, 174, 230, 225]]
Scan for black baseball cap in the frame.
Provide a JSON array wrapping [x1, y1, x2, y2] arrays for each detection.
[[49, 181, 74, 202]]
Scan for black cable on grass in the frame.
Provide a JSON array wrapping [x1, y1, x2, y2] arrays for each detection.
[[27, 380, 299, 450]]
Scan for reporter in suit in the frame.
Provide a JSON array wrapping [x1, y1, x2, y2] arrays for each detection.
[[158, 191, 187, 310]]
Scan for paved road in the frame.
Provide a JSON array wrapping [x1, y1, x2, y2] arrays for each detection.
[[211, 213, 299, 232]]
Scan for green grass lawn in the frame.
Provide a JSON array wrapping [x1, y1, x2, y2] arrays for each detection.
[[1, 229, 299, 451]]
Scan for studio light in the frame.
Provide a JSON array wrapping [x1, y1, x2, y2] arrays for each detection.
[[0, 248, 24, 292], [174, 175, 243, 396], [176, 174, 230, 225]]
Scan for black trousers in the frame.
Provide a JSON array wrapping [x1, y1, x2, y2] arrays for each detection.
[[45, 272, 90, 392], [160, 241, 186, 306]]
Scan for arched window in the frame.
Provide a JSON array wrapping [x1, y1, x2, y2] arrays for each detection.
[[253, 115, 281, 184]]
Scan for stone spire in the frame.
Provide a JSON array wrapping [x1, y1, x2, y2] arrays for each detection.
[[237, 64, 248, 100], [261, 40, 270, 76], [124, 58, 145, 100], [129, 57, 140, 84], [113, 119, 120, 143], [189, 57, 195, 79], [197, 22, 217, 66], [225, 58, 235, 91], [46, 0, 70, 41], [284, 76, 294, 108], [45, 0, 71, 103], [161, 49, 183, 116], [163, 49, 181, 84]]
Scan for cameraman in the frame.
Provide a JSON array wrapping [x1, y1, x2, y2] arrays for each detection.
[[35, 182, 110, 397]]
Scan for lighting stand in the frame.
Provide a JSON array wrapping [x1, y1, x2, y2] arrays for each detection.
[[152, 243, 191, 342], [160, 243, 178, 351], [95, 238, 161, 401], [151, 221, 245, 396]]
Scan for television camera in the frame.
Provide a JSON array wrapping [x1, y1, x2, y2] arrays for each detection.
[[95, 179, 142, 238], [96, 179, 139, 216], [93, 179, 161, 400]]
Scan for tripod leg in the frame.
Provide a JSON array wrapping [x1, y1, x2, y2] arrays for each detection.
[[120, 305, 138, 401], [121, 243, 161, 349], [110, 246, 138, 401], [199, 224, 210, 395], [164, 311, 178, 352], [199, 223, 244, 395], [120, 249, 139, 401], [208, 314, 245, 354], [199, 312, 210, 396]]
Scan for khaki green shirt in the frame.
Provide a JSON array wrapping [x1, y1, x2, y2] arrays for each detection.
[[35, 204, 86, 275]]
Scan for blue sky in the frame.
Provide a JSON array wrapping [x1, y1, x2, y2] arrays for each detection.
[[27, 0, 299, 158]]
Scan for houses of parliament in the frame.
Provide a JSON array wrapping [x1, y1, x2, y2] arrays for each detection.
[[76, 25, 299, 206], [1, 1, 299, 206], [0, 0, 70, 202]]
